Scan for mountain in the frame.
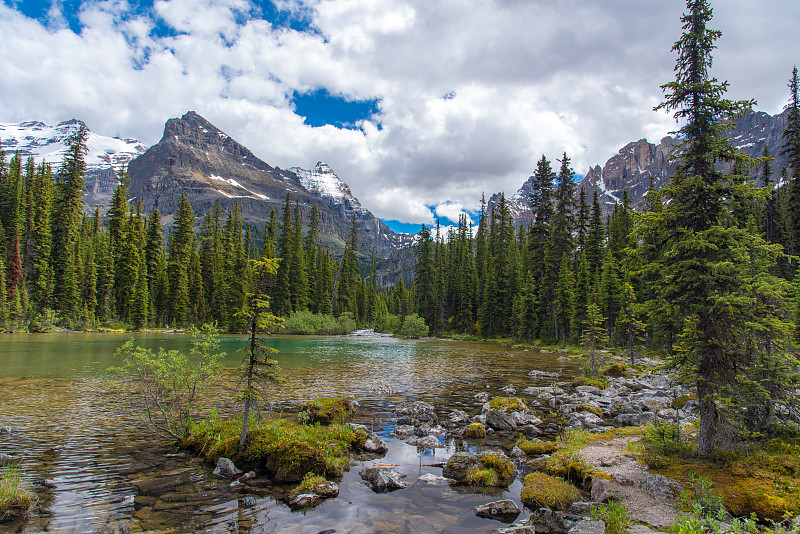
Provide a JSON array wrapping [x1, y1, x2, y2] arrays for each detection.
[[127, 111, 412, 257], [0, 119, 146, 208], [491, 109, 789, 223]]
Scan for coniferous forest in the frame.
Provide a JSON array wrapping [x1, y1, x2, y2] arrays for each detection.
[[0, 0, 797, 457]]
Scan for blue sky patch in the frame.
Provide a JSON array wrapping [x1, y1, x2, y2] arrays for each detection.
[[381, 211, 479, 235], [292, 88, 380, 129]]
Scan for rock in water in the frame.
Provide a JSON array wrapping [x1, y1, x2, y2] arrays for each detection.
[[473, 499, 522, 523], [213, 457, 242, 479], [359, 467, 407, 493], [394, 401, 438, 425]]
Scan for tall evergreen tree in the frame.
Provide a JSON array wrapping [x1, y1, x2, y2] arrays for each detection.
[[652, 0, 792, 453]]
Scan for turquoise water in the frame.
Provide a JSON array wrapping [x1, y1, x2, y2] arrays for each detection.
[[0, 331, 578, 533]]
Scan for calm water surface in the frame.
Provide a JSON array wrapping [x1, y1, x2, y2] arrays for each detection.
[[0, 331, 579, 533]]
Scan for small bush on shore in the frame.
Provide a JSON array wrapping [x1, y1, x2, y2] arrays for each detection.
[[0, 466, 34, 522], [281, 311, 355, 335]]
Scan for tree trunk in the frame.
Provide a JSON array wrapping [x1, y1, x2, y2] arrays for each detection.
[[238, 315, 257, 453], [696, 380, 717, 454]]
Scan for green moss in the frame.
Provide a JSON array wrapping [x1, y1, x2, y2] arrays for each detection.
[[488, 396, 528, 412], [289, 472, 329, 497], [464, 422, 487, 439], [521, 472, 581, 510], [481, 455, 514, 481], [653, 438, 800, 521], [601, 363, 627, 378], [576, 403, 603, 418], [671, 394, 696, 410], [0, 467, 34, 522], [465, 467, 499, 486], [181, 418, 364, 479], [297, 397, 356, 425], [517, 438, 558, 456], [571, 376, 610, 389]]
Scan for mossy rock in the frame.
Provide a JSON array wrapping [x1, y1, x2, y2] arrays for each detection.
[[298, 397, 357, 425], [443, 452, 517, 487], [521, 472, 581, 511], [488, 396, 528, 413], [576, 404, 603, 418], [517, 439, 558, 456], [464, 422, 487, 439], [571, 376, 609, 389], [601, 363, 627, 378], [182, 418, 363, 481], [671, 394, 697, 410]]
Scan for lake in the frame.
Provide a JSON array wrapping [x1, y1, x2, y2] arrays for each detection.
[[0, 330, 579, 533]]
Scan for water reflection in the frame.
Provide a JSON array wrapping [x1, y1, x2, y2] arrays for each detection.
[[0, 331, 578, 533]]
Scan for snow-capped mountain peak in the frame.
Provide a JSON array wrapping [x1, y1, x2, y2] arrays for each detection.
[[289, 161, 365, 212], [1, 119, 146, 172]]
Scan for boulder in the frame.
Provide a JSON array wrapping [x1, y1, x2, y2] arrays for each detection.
[[475, 391, 490, 403], [528, 508, 569, 534], [0, 425, 12, 435], [389, 424, 415, 439], [500, 384, 517, 394], [473, 499, 522, 523], [212, 457, 242, 479], [641, 473, 683, 500], [286, 493, 320, 507], [575, 385, 601, 395], [131, 468, 193, 495], [394, 401, 438, 425], [513, 412, 543, 427], [0, 452, 15, 466], [449, 409, 471, 424], [443, 452, 517, 487], [568, 520, 606, 534], [364, 433, 389, 454], [418, 473, 452, 484], [568, 412, 605, 429], [612, 413, 652, 427], [359, 467, 407, 493], [406, 435, 443, 449], [590, 477, 622, 503], [486, 409, 517, 431]]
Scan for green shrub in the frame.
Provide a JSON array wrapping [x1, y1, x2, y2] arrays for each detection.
[[591, 501, 631, 534], [298, 398, 356, 425], [336, 312, 357, 334], [0, 466, 34, 521], [601, 363, 627, 378], [374, 313, 401, 334], [399, 314, 429, 338], [521, 472, 581, 510], [281, 311, 360, 335]]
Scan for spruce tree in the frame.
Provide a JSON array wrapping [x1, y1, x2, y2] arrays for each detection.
[[781, 66, 800, 260], [653, 0, 793, 452], [52, 125, 88, 323]]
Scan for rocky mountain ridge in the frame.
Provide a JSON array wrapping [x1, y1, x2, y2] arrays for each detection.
[[0, 119, 146, 208], [127, 111, 413, 257], [490, 109, 789, 223]]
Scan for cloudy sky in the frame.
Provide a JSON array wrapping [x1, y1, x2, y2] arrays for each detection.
[[2, 0, 799, 231]]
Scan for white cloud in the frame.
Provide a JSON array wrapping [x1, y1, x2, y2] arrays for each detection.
[[1, 0, 799, 224]]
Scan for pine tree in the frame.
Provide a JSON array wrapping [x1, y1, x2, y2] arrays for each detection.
[[781, 66, 800, 260], [167, 194, 194, 325], [52, 125, 88, 323], [274, 194, 293, 316], [653, 0, 792, 452]]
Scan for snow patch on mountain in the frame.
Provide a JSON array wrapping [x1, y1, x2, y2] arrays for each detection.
[[208, 174, 268, 200], [0, 119, 146, 173], [290, 162, 367, 213]]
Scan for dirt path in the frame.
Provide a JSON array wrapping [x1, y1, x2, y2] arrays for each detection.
[[580, 436, 679, 530]]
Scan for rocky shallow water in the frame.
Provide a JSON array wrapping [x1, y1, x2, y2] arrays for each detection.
[[1, 331, 689, 533]]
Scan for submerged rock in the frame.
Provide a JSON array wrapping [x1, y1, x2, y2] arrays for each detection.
[[406, 435, 443, 449], [449, 409, 471, 424], [473, 499, 521, 523], [213, 457, 242, 479], [360, 467, 407, 493], [389, 424, 415, 439], [394, 401, 438, 425], [131, 468, 193, 495]]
